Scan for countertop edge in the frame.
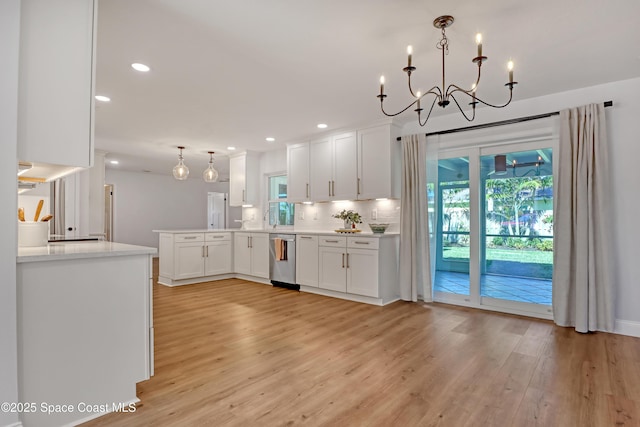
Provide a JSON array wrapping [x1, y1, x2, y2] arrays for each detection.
[[153, 229, 399, 238], [17, 242, 157, 263]]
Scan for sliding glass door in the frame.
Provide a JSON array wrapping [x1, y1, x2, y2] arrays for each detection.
[[433, 141, 554, 318]]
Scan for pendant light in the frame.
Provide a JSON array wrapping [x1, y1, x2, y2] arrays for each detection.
[[172, 146, 189, 180], [203, 151, 219, 183]]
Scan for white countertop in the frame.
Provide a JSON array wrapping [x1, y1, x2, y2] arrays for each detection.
[[17, 241, 157, 263], [152, 229, 398, 238]]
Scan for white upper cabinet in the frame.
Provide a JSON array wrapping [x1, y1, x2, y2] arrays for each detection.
[[309, 132, 357, 202], [229, 152, 259, 207], [309, 136, 332, 201], [357, 124, 401, 200], [18, 0, 97, 169], [288, 123, 399, 203], [287, 143, 310, 203], [332, 132, 358, 200]]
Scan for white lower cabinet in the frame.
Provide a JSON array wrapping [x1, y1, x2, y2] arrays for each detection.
[[175, 240, 206, 279], [205, 233, 232, 276], [234, 232, 269, 279], [158, 232, 232, 286], [346, 247, 380, 297], [296, 234, 319, 287], [319, 245, 346, 292], [315, 235, 397, 304]]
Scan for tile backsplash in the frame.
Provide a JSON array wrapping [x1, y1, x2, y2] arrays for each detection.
[[293, 199, 400, 232], [241, 199, 401, 232]]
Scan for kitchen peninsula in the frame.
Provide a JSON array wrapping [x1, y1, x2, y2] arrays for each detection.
[[155, 229, 400, 306], [17, 241, 156, 427]]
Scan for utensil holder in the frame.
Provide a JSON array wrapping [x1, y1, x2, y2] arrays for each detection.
[[18, 221, 49, 247]]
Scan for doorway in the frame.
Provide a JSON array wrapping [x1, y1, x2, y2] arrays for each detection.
[[433, 141, 555, 319]]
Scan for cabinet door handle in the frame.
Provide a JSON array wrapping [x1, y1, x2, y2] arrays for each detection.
[[247, 236, 250, 248], [342, 253, 345, 268], [213, 235, 224, 239], [206, 246, 209, 257], [357, 178, 361, 195], [346, 253, 350, 268], [332, 180, 335, 196], [353, 241, 370, 245], [328, 181, 331, 197], [250, 236, 253, 248], [184, 236, 197, 240], [325, 239, 339, 243], [201, 246, 205, 257], [306, 183, 309, 198], [300, 236, 312, 239], [242, 189, 245, 202]]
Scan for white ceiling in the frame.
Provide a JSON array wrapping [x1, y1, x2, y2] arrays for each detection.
[[95, 0, 640, 178]]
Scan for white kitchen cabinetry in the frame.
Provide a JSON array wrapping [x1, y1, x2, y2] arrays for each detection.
[[205, 233, 232, 276], [287, 143, 311, 202], [175, 238, 206, 280], [312, 235, 399, 305], [296, 234, 319, 287], [229, 152, 260, 207], [18, 0, 96, 170], [158, 232, 233, 286], [234, 232, 269, 279], [309, 132, 357, 201], [357, 124, 401, 200]]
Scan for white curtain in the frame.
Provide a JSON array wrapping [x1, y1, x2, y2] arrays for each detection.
[[399, 134, 431, 301], [553, 103, 615, 332]]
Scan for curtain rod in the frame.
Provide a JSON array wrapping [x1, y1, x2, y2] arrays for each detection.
[[395, 100, 613, 140]]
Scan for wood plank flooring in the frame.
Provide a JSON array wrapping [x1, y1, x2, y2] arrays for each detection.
[[83, 266, 640, 426]]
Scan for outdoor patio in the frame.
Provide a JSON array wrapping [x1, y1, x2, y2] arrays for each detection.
[[434, 271, 552, 305]]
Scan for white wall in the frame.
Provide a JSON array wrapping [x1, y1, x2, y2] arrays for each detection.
[[105, 169, 230, 248], [403, 77, 640, 336], [0, 1, 20, 425]]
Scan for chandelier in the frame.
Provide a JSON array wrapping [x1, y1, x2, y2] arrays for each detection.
[[377, 15, 517, 126]]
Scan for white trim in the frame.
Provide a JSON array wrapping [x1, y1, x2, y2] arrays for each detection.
[[614, 319, 640, 338], [300, 285, 400, 306]]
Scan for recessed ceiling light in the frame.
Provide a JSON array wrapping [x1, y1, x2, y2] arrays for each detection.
[[227, 146, 236, 151], [110, 160, 119, 165], [95, 95, 111, 102], [265, 137, 275, 142], [131, 63, 150, 72], [317, 123, 328, 129]]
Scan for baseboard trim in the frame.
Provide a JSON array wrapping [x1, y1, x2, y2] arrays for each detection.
[[614, 319, 640, 338]]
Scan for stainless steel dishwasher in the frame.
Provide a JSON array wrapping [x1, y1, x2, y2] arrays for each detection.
[[269, 233, 298, 290]]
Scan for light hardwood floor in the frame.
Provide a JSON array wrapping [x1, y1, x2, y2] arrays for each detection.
[[83, 266, 640, 426]]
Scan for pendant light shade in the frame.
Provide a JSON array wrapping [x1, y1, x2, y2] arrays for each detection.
[[203, 151, 219, 183], [173, 146, 189, 180]]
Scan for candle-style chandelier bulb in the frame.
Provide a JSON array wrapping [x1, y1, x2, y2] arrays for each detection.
[[203, 151, 219, 183], [173, 146, 189, 180], [377, 15, 518, 127]]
